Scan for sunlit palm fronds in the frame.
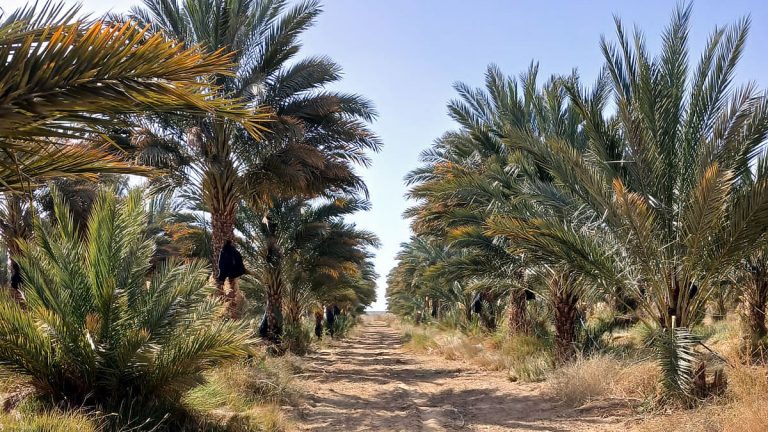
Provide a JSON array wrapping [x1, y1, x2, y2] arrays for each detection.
[[0, 2, 270, 193]]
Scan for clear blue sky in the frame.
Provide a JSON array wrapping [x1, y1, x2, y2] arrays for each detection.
[[5, 0, 768, 310]]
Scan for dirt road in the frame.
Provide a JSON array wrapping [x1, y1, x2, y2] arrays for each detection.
[[294, 317, 629, 431]]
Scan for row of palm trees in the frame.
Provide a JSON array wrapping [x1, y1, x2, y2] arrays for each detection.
[[0, 0, 379, 427], [387, 4, 768, 401]]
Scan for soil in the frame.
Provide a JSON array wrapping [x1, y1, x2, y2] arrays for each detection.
[[293, 316, 634, 431]]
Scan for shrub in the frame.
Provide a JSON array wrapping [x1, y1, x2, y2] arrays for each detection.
[[282, 321, 313, 355], [0, 189, 253, 426], [403, 327, 438, 352], [183, 357, 298, 432], [498, 334, 553, 382], [332, 314, 359, 339]]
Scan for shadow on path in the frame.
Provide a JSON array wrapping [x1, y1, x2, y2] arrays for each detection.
[[294, 318, 625, 432]]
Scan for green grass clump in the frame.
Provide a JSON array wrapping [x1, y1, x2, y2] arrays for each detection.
[[0, 409, 98, 432], [499, 334, 553, 382], [403, 328, 438, 352]]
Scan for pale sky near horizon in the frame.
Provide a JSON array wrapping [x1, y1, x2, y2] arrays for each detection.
[[4, 0, 768, 310]]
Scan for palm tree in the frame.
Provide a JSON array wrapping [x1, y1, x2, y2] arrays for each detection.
[[284, 205, 380, 328], [0, 188, 252, 427], [129, 0, 381, 307], [238, 196, 378, 345], [403, 64, 591, 353], [386, 236, 452, 323], [0, 2, 267, 192], [145, 190, 213, 264], [506, 6, 768, 327], [739, 248, 768, 360]]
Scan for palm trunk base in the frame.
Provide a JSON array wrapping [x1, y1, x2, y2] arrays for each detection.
[[507, 289, 532, 336], [739, 279, 768, 362], [554, 295, 578, 364], [216, 278, 244, 319]]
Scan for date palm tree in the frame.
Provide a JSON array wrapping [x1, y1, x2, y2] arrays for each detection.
[[404, 64, 591, 354], [284, 205, 379, 328], [129, 0, 381, 308]]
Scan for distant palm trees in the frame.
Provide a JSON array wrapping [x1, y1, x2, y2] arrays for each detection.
[[238, 196, 379, 345]]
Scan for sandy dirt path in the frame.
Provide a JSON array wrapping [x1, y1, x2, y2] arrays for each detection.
[[294, 317, 630, 431]]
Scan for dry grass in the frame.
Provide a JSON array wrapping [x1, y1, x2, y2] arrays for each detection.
[[201, 403, 291, 432], [374, 313, 400, 327], [0, 356, 303, 431], [631, 407, 723, 432], [630, 342, 768, 432], [718, 363, 768, 432], [183, 355, 302, 431], [0, 409, 98, 432], [402, 325, 439, 352], [550, 356, 658, 407], [391, 313, 768, 431], [400, 322, 552, 382], [496, 335, 553, 382], [433, 332, 483, 360]]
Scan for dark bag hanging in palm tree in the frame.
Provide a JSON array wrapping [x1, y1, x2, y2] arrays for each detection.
[[471, 292, 483, 314], [217, 240, 247, 282], [259, 312, 269, 337]]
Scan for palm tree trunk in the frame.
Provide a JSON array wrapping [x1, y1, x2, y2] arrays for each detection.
[[211, 210, 244, 318], [507, 288, 531, 336], [284, 289, 303, 329], [551, 273, 578, 364], [263, 236, 283, 343], [464, 296, 473, 324], [264, 272, 283, 343], [1, 193, 30, 302], [201, 123, 242, 318], [431, 298, 439, 319], [7, 259, 23, 303], [741, 268, 768, 360], [211, 211, 235, 281]]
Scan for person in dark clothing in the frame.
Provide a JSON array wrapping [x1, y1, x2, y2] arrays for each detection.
[[333, 304, 341, 316], [325, 305, 336, 338], [217, 239, 246, 283]]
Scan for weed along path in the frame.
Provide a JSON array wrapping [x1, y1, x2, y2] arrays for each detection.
[[293, 316, 628, 431]]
